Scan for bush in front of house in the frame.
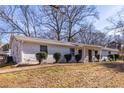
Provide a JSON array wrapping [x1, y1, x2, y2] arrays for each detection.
[[96, 55, 100, 62], [53, 52, 61, 63], [120, 55, 124, 61], [6, 56, 14, 63], [108, 54, 113, 61], [108, 54, 117, 61], [35, 52, 48, 64], [64, 54, 72, 63], [114, 54, 119, 61], [75, 54, 82, 63]]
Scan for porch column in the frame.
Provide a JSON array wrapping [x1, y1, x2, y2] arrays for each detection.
[[99, 49, 102, 62], [20, 40, 24, 63], [83, 47, 86, 63]]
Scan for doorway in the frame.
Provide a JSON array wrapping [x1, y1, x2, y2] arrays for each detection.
[[78, 49, 82, 55], [88, 50, 92, 62], [95, 51, 98, 58]]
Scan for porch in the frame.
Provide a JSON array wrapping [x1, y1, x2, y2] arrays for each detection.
[[76, 45, 102, 62], [73, 45, 102, 63]]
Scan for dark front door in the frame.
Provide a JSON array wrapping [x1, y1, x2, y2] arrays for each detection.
[[95, 51, 98, 58], [78, 49, 82, 55], [88, 50, 92, 62]]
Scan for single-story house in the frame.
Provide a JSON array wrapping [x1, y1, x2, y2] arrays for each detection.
[[10, 35, 119, 64]]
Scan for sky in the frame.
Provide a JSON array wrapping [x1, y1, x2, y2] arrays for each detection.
[[95, 5, 124, 32], [1, 5, 124, 44]]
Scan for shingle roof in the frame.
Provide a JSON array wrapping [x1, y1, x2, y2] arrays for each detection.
[[11, 35, 119, 52], [102, 47, 119, 52]]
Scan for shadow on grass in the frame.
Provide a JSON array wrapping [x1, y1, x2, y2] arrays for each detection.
[[0, 62, 15, 68], [102, 62, 124, 72]]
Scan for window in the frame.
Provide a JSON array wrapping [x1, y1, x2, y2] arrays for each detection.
[[40, 45, 48, 53], [108, 51, 111, 55], [70, 48, 75, 56]]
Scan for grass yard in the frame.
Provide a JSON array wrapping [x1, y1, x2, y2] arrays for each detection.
[[0, 63, 15, 69], [0, 62, 124, 88]]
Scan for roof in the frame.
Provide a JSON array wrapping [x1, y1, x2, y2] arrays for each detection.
[[102, 47, 119, 52], [10, 35, 119, 52]]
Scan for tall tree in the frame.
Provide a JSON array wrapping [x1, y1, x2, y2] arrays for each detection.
[[105, 7, 124, 49], [63, 5, 98, 42], [42, 6, 66, 40], [106, 7, 124, 38], [0, 5, 44, 37], [77, 23, 106, 46]]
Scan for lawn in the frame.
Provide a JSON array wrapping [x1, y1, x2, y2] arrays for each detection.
[[0, 62, 124, 88], [0, 63, 16, 69]]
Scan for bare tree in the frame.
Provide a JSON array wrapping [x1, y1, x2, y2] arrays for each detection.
[[42, 6, 66, 40], [105, 7, 124, 49], [0, 5, 99, 44], [77, 23, 106, 46], [63, 5, 99, 42], [106, 7, 124, 37], [42, 5, 98, 42], [0, 5, 44, 37]]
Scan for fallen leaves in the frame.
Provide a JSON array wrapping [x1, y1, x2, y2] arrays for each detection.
[[0, 62, 124, 87]]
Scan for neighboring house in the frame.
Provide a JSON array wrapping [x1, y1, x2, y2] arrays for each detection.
[[10, 36, 119, 64], [0, 44, 10, 64], [0, 44, 3, 53], [107, 41, 121, 49], [2, 43, 9, 51], [119, 44, 124, 58]]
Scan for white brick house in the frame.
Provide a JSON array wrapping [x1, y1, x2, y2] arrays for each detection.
[[10, 35, 119, 64]]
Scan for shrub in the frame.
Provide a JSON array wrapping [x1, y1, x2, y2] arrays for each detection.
[[108, 54, 113, 61], [53, 52, 61, 63], [95, 55, 100, 61], [64, 54, 72, 63], [120, 55, 124, 61], [75, 54, 82, 63], [108, 54, 119, 61], [113, 54, 116, 61], [36, 52, 48, 64], [114, 54, 119, 61], [6, 56, 14, 63]]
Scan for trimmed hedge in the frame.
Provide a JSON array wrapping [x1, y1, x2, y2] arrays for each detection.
[[36, 52, 48, 64], [108, 54, 119, 61], [75, 54, 82, 63], [114, 54, 119, 61], [6, 56, 14, 63], [108, 54, 114, 61], [95, 55, 100, 61], [53, 52, 61, 63], [64, 54, 72, 63]]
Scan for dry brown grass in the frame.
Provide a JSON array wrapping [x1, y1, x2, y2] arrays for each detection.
[[0, 63, 15, 69], [0, 62, 124, 88]]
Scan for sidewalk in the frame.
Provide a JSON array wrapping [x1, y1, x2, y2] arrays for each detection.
[[0, 63, 83, 74]]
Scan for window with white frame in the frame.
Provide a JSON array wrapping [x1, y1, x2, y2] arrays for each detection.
[[40, 45, 48, 53], [70, 48, 75, 56]]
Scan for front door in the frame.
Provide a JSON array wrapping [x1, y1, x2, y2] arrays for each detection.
[[88, 50, 92, 62], [95, 51, 98, 58], [78, 49, 82, 55]]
